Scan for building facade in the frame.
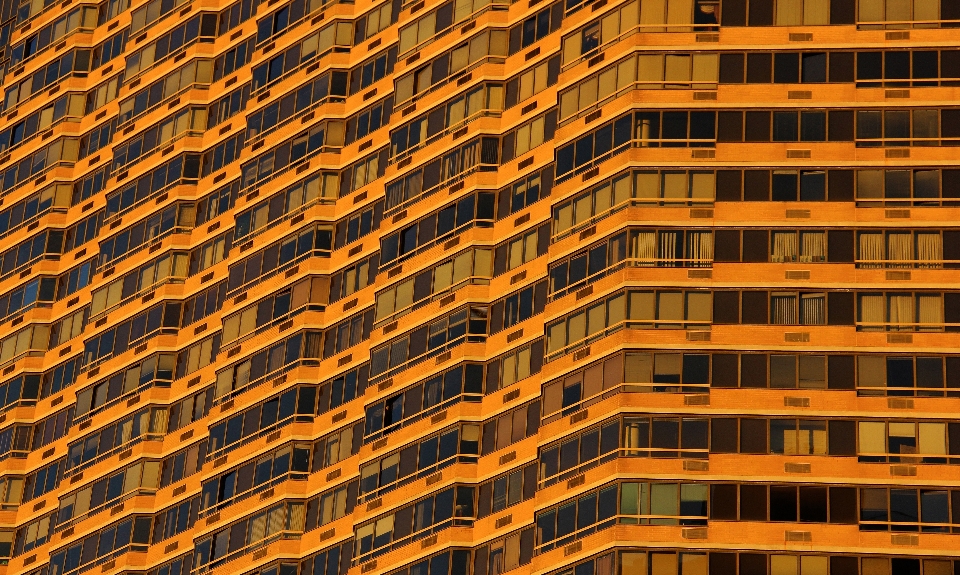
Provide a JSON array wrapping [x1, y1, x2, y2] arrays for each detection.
[[0, 0, 958, 574]]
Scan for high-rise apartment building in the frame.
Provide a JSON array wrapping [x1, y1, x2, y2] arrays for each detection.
[[1, 0, 960, 574]]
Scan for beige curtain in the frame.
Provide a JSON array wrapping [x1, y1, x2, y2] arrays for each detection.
[[858, 233, 884, 268], [886, 232, 913, 268], [776, 0, 803, 25], [772, 232, 798, 262], [888, 293, 914, 331], [859, 294, 885, 331], [800, 231, 825, 262], [917, 293, 943, 332], [637, 54, 664, 88], [804, 0, 830, 24], [914, 0, 940, 27], [916, 233, 943, 268], [640, 0, 667, 31], [666, 0, 694, 32], [886, 0, 912, 27]]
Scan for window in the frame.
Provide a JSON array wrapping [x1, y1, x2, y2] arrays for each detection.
[[380, 193, 495, 267], [502, 109, 557, 161], [354, 0, 397, 43], [536, 481, 706, 552], [560, 53, 718, 123], [10, 6, 97, 68], [0, 94, 85, 154], [493, 225, 549, 275], [506, 56, 560, 109], [192, 500, 310, 569], [234, 172, 338, 240], [124, 15, 218, 80], [329, 252, 379, 303], [553, 170, 714, 239], [485, 340, 544, 392], [364, 363, 484, 437], [545, 289, 712, 359], [359, 423, 479, 502], [226, 224, 333, 294], [346, 97, 394, 144], [534, 418, 620, 488], [47, 516, 152, 575], [477, 463, 537, 517], [775, 0, 830, 24], [75, 354, 176, 420], [857, 230, 946, 268], [207, 386, 317, 456], [81, 302, 179, 367], [340, 150, 388, 196], [97, 202, 197, 270], [320, 308, 374, 359], [384, 137, 501, 211], [255, 0, 329, 45], [860, 487, 960, 532], [91, 252, 188, 317], [856, 108, 951, 146], [480, 401, 540, 454], [856, 354, 960, 397], [497, 165, 553, 219], [349, 46, 399, 94], [250, 22, 351, 92], [159, 442, 206, 488], [549, 233, 627, 298], [316, 364, 369, 415], [857, 291, 944, 331], [189, 230, 233, 275], [374, 248, 492, 324], [394, 31, 507, 105], [54, 461, 160, 531], [857, 419, 958, 463], [354, 486, 475, 560], [200, 442, 313, 515], [555, 111, 717, 181], [119, 60, 214, 125], [214, 333, 319, 400], [490, 281, 547, 334], [130, 0, 188, 33], [709, 483, 856, 524], [174, 332, 221, 379], [65, 408, 168, 473], [390, 84, 503, 161], [857, 0, 950, 29], [207, 85, 250, 129], [508, 2, 562, 55], [222, 277, 328, 345]]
